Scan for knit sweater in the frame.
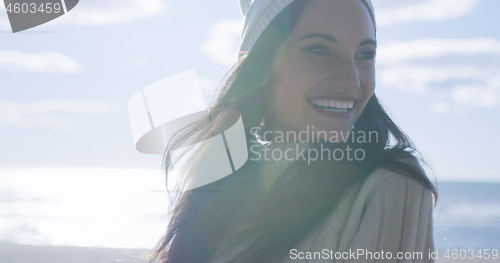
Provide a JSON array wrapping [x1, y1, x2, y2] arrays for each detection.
[[212, 161, 435, 262], [285, 166, 435, 262]]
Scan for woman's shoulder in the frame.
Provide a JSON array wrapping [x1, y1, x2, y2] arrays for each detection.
[[297, 156, 435, 258], [356, 155, 433, 207], [332, 157, 436, 258]]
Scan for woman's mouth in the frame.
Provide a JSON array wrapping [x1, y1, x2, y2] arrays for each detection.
[[308, 99, 356, 113]]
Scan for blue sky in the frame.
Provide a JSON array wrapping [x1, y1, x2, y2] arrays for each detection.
[[1, 0, 500, 182]]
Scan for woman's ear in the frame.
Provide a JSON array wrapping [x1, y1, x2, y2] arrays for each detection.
[[236, 87, 269, 128]]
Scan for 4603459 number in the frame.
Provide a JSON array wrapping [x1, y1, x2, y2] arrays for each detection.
[[6, 2, 62, 14], [443, 249, 498, 260]]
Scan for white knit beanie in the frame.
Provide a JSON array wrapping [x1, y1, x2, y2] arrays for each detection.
[[238, 0, 376, 56]]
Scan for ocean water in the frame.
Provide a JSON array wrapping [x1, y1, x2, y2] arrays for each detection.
[[0, 168, 170, 249], [1, 168, 499, 250], [433, 182, 500, 250]]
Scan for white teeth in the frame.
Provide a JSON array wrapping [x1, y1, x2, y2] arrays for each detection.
[[325, 108, 348, 113], [309, 99, 355, 110]]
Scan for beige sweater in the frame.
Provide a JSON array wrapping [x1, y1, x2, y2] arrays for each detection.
[[285, 167, 435, 262], [212, 165, 435, 263]]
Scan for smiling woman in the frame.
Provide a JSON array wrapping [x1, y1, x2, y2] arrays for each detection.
[[149, 0, 437, 262], [266, 0, 376, 140]]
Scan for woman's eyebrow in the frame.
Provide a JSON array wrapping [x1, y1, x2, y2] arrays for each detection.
[[297, 34, 377, 47], [359, 39, 377, 47], [297, 33, 338, 43]]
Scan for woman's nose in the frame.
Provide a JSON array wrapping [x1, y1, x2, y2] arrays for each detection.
[[328, 57, 360, 92]]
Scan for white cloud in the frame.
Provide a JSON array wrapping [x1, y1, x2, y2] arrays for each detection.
[[378, 65, 500, 94], [0, 50, 80, 73], [0, 0, 166, 29], [377, 38, 500, 65], [200, 19, 243, 66], [0, 100, 121, 130], [429, 101, 451, 113], [374, 0, 480, 26], [376, 38, 500, 109], [453, 85, 499, 108], [56, 0, 166, 25]]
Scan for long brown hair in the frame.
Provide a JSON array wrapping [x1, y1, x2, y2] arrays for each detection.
[[150, 1, 437, 262]]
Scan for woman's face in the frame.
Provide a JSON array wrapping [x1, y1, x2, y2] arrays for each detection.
[[267, 0, 376, 140]]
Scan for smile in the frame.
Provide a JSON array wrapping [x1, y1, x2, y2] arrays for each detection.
[[308, 99, 356, 113]]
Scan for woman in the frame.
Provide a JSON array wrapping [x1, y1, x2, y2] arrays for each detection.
[[150, 0, 437, 262]]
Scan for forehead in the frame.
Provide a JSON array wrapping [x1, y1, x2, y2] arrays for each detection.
[[291, 0, 375, 42]]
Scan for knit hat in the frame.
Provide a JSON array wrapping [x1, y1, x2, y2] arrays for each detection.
[[238, 0, 376, 56]]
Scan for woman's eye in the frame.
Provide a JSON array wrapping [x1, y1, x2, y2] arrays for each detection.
[[356, 50, 376, 61], [307, 45, 329, 56]]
